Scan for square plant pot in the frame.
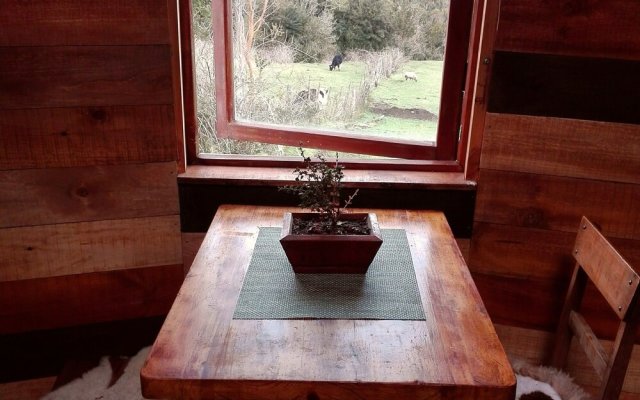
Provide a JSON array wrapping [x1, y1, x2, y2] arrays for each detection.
[[279, 212, 383, 274]]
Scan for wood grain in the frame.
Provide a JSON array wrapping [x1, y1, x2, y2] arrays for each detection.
[[471, 223, 640, 280], [495, 0, 640, 60], [180, 165, 475, 189], [434, 0, 474, 160], [460, 1, 500, 180], [0, 0, 169, 46], [482, 113, 640, 184], [0, 162, 178, 228], [0, 106, 176, 169], [181, 232, 205, 274], [141, 205, 515, 400], [0, 265, 183, 334], [167, 0, 185, 174], [472, 271, 566, 332], [178, 182, 476, 237], [0, 216, 182, 282], [475, 169, 640, 240], [569, 310, 609, 379], [0, 376, 56, 400], [469, 222, 640, 282], [472, 271, 635, 341], [0, 45, 172, 109], [469, 222, 576, 280], [574, 217, 640, 319]]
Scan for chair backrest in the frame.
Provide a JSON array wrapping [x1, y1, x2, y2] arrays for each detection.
[[550, 216, 640, 400]]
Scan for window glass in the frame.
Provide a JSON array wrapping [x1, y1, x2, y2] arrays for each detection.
[[193, 0, 464, 160]]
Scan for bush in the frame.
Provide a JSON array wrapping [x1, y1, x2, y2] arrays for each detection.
[[256, 43, 296, 64]]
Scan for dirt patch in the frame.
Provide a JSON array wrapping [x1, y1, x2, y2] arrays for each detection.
[[371, 103, 437, 121]]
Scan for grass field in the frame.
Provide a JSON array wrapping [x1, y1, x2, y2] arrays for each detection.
[[255, 59, 443, 142]]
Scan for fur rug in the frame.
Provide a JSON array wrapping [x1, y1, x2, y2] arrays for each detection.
[[40, 348, 592, 400], [512, 357, 591, 400], [41, 347, 149, 400]]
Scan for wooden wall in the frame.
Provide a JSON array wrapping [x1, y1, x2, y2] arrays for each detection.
[[469, 0, 640, 387], [0, 0, 183, 334]]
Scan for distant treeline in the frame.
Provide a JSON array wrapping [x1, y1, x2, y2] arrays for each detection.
[[193, 0, 450, 62]]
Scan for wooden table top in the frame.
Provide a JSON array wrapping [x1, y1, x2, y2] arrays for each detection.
[[141, 205, 515, 400]]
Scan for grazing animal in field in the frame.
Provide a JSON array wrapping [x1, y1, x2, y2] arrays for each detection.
[[329, 54, 343, 71], [295, 88, 329, 105], [404, 71, 417, 81]]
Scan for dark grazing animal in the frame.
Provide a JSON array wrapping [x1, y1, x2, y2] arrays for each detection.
[[329, 54, 343, 71]]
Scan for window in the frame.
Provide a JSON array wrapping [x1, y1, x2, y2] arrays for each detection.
[[185, 0, 477, 170]]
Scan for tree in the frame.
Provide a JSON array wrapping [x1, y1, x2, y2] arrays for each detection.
[[234, 0, 273, 81], [264, 1, 334, 62], [332, 0, 395, 52]]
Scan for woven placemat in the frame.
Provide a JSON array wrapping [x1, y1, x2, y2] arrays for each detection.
[[233, 228, 425, 320]]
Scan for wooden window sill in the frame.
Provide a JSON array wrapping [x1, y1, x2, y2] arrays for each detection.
[[179, 165, 476, 191]]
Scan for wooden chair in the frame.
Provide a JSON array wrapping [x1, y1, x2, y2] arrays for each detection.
[[550, 216, 640, 400]]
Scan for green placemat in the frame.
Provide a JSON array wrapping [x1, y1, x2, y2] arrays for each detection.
[[233, 228, 425, 320]]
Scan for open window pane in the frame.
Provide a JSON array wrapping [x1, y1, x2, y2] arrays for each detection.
[[231, 0, 445, 142], [193, 0, 472, 162]]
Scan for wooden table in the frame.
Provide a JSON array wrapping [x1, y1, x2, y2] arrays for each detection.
[[141, 205, 515, 400]]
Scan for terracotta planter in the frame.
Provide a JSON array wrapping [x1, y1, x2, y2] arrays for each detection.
[[279, 212, 383, 274]]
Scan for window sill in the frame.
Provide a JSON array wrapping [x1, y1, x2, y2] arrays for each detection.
[[179, 165, 476, 191]]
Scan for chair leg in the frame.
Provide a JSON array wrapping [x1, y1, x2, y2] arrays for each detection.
[[598, 311, 640, 400]]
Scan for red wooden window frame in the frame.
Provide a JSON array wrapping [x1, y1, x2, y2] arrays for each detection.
[[182, 0, 478, 171]]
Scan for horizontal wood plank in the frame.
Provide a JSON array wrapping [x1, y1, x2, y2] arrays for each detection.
[[469, 222, 640, 281], [0, 377, 56, 400], [482, 113, 640, 184], [0, 106, 176, 169], [473, 272, 629, 341], [181, 232, 205, 275], [469, 222, 575, 280], [0, 45, 172, 109], [495, 0, 640, 60], [0, 162, 178, 228], [0, 265, 183, 334], [0, 0, 169, 46], [487, 52, 640, 125], [180, 165, 476, 190], [495, 324, 640, 395], [475, 169, 640, 240], [0, 216, 182, 282], [179, 183, 476, 237], [473, 271, 566, 332]]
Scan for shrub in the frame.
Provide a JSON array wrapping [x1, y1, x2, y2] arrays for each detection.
[[279, 148, 360, 233]]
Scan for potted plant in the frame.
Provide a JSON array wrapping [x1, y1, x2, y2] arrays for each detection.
[[279, 149, 383, 274]]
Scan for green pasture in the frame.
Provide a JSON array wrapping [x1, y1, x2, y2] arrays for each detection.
[[373, 60, 443, 113], [257, 59, 443, 142]]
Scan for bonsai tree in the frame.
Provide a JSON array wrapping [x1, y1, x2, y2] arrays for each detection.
[[280, 148, 361, 234]]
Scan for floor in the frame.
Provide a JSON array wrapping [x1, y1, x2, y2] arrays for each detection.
[[0, 316, 164, 400], [3, 317, 640, 400]]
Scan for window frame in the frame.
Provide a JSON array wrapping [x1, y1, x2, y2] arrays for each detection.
[[183, 0, 481, 172]]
